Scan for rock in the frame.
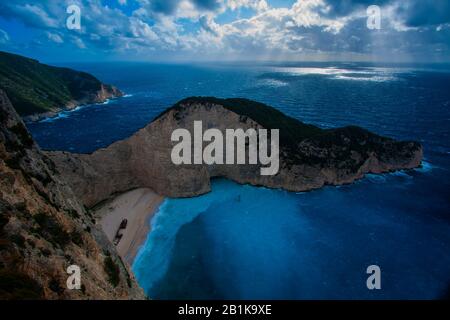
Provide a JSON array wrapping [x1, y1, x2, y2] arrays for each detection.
[[0, 89, 144, 299], [48, 97, 423, 207]]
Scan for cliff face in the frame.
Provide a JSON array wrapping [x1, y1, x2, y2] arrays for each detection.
[[0, 89, 144, 299], [0, 51, 123, 120], [48, 97, 423, 207]]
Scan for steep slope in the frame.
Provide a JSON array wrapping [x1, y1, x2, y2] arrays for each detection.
[[48, 97, 422, 207], [0, 51, 122, 119], [0, 89, 144, 299]]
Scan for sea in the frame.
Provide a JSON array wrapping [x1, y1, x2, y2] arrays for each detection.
[[26, 62, 450, 299]]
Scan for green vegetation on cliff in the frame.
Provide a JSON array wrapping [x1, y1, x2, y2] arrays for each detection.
[[171, 97, 323, 143], [0, 51, 120, 116], [167, 97, 421, 169]]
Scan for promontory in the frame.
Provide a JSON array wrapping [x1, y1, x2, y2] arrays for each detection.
[[0, 51, 122, 121], [47, 97, 423, 207]]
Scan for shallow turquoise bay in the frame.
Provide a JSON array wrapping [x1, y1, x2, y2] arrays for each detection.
[[133, 171, 450, 299]]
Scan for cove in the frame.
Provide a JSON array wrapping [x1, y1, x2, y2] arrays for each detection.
[[132, 174, 450, 300]]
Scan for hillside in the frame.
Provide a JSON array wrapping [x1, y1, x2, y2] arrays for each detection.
[[163, 97, 416, 165], [159, 97, 324, 146], [0, 51, 122, 118], [0, 89, 144, 299]]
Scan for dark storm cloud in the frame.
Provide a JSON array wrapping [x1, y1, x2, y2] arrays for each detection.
[[150, 0, 179, 14], [192, 0, 222, 11], [0, 1, 61, 29], [324, 0, 392, 17], [325, 0, 450, 27], [396, 0, 450, 27]]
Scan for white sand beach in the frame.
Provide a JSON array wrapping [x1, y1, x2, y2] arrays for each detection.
[[95, 188, 164, 265]]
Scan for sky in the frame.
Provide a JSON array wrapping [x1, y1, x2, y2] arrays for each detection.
[[0, 0, 449, 63]]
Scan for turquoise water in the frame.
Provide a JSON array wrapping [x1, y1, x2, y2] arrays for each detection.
[[133, 173, 450, 299], [26, 62, 450, 299]]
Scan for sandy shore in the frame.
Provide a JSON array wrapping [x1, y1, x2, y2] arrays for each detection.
[[95, 188, 164, 265]]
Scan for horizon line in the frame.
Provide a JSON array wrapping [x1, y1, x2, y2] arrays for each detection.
[[2, 50, 450, 66]]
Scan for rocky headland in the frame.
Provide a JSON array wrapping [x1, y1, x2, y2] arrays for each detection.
[[0, 51, 123, 121], [48, 97, 423, 208]]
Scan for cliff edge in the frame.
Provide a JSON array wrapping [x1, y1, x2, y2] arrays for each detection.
[[48, 97, 423, 207], [0, 89, 144, 299]]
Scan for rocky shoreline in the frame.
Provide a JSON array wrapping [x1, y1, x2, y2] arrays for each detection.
[[22, 84, 123, 122]]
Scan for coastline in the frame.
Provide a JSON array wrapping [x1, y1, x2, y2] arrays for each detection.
[[22, 95, 124, 122], [95, 188, 164, 266]]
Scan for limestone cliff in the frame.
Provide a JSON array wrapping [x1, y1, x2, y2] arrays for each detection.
[[48, 97, 423, 207], [0, 89, 144, 299]]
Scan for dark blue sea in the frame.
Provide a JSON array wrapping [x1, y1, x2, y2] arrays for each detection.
[[26, 62, 450, 299]]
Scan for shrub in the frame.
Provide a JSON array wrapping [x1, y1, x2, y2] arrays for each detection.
[[4, 154, 22, 170], [33, 213, 70, 248], [39, 247, 51, 257], [70, 230, 83, 247], [26, 239, 35, 248], [67, 209, 80, 219], [118, 258, 132, 288], [10, 123, 34, 148], [104, 256, 120, 287], [0, 269, 43, 300], [10, 234, 25, 249], [14, 202, 27, 212], [48, 278, 64, 295], [0, 212, 9, 234]]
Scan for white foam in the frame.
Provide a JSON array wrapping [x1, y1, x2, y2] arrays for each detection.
[[97, 99, 110, 105], [390, 171, 413, 178], [257, 78, 289, 88], [416, 161, 435, 173], [39, 112, 69, 123], [365, 174, 387, 183], [38, 98, 115, 123]]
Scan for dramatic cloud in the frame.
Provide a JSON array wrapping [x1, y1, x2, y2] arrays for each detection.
[[396, 0, 450, 27], [0, 0, 448, 61], [0, 2, 60, 29]]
